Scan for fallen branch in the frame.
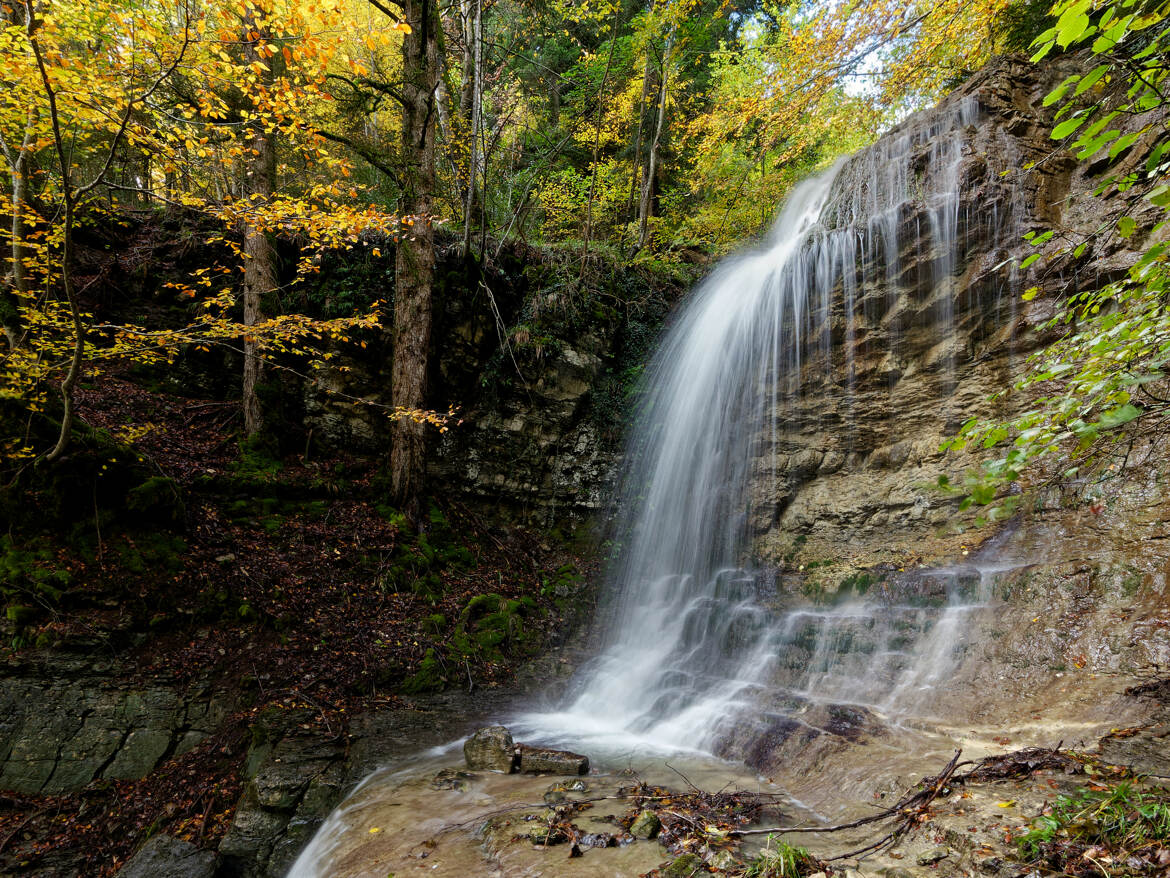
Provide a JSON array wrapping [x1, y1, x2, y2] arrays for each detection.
[[731, 749, 962, 856]]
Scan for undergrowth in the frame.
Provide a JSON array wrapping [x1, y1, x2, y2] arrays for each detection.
[[1018, 782, 1170, 875], [743, 837, 823, 878]]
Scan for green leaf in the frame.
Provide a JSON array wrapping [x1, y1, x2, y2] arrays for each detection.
[[1118, 216, 1136, 238], [1021, 253, 1043, 270], [1098, 403, 1141, 428], [971, 484, 996, 506], [1044, 75, 1081, 106], [1108, 131, 1141, 159], [1052, 115, 1088, 139], [1074, 64, 1110, 95], [1056, 7, 1092, 48]]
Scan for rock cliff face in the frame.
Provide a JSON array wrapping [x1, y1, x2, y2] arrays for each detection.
[[301, 249, 689, 525], [742, 53, 1165, 566]]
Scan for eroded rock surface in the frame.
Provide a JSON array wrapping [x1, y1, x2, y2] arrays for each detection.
[[115, 834, 217, 878], [0, 653, 231, 795]]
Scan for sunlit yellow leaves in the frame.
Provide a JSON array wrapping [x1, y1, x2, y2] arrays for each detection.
[[1, 0, 446, 456]]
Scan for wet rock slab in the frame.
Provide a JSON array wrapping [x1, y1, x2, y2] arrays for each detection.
[[516, 743, 589, 775], [115, 834, 216, 878], [0, 653, 231, 795], [463, 725, 590, 775]]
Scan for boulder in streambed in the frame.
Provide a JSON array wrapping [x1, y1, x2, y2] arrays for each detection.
[[463, 726, 591, 775], [517, 743, 589, 775], [464, 725, 517, 772], [629, 809, 661, 839]]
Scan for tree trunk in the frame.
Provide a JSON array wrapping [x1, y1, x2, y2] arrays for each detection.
[[240, 22, 279, 439], [2, 145, 31, 350], [636, 35, 671, 251], [626, 52, 655, 221], [390, 0, 439, 519], [461, 0, 482, 254], [241, 129, 276, 438]]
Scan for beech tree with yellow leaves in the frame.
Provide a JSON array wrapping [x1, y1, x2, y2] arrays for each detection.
[[0, 0, 438, 467]]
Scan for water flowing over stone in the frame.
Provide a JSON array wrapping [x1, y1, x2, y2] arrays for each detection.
[[513, 92, 1025, 755]]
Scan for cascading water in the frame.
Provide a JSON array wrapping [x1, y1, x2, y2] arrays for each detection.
[[288, 91, 1034, 877], [513, 93, 1006, 753]]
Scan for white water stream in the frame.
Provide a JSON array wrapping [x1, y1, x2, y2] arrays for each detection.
[[289, 94, 1028, 877], [512, 95, 994, 753]]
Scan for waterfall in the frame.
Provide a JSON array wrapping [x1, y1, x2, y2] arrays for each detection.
[[514, 94, 1000, 754], [287, 90, 1037, 878]]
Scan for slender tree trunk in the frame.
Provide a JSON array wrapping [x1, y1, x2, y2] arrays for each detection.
[[460, 0, 482, 253], [637, 35, 671, 250], [239, 11, 280, 439], [579, 7, 621, 277], [626, 53, 655, 221], [391, 0, 439, 519], [241, 129, 276, 438], [25, 1, 83, 463], [2, 144, 31, 350]]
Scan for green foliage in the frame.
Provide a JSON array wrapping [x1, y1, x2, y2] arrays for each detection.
[[942, 0, 1170, 518], [401, 647, 448, 694], [126, 476, 185, 526], [113, 534, 187, 577], [1, 535, 73, 646], [0, 535, 71, 604], [540, 563, 583, 598], [743, 837, 821, 878], [233, 434, 283, 482], [451, 593, 538, 662], [369, 504, 477, 602], [1018, 782, 1170, 864], [839, 571, 875, 597]]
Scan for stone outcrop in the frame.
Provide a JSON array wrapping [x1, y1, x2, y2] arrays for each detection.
[[301, 244, 691, 525], [116, 835, 217, 878], [0, 653, 231, 795], [216, 712, 347, 878]]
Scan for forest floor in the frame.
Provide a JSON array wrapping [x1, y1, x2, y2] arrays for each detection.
[[0, 369, 594, 875]]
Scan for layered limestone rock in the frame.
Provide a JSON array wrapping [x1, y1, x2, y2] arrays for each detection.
[[744, 54, 1167, 565], [0, 653, 231, 795]]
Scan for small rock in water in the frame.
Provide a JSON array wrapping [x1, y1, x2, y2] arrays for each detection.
[[547, 778, 589, 793], [578, 832, 615, 849], [916, 847, 950, 866], [431, 768, 476, 791], [517, 743, 589, 775], [629, 809, 661, 839], [708, 849, 739, 870], [463, 725, 517, 772], [664, 853, 703, 877], [977, 856, 1004, 874]]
